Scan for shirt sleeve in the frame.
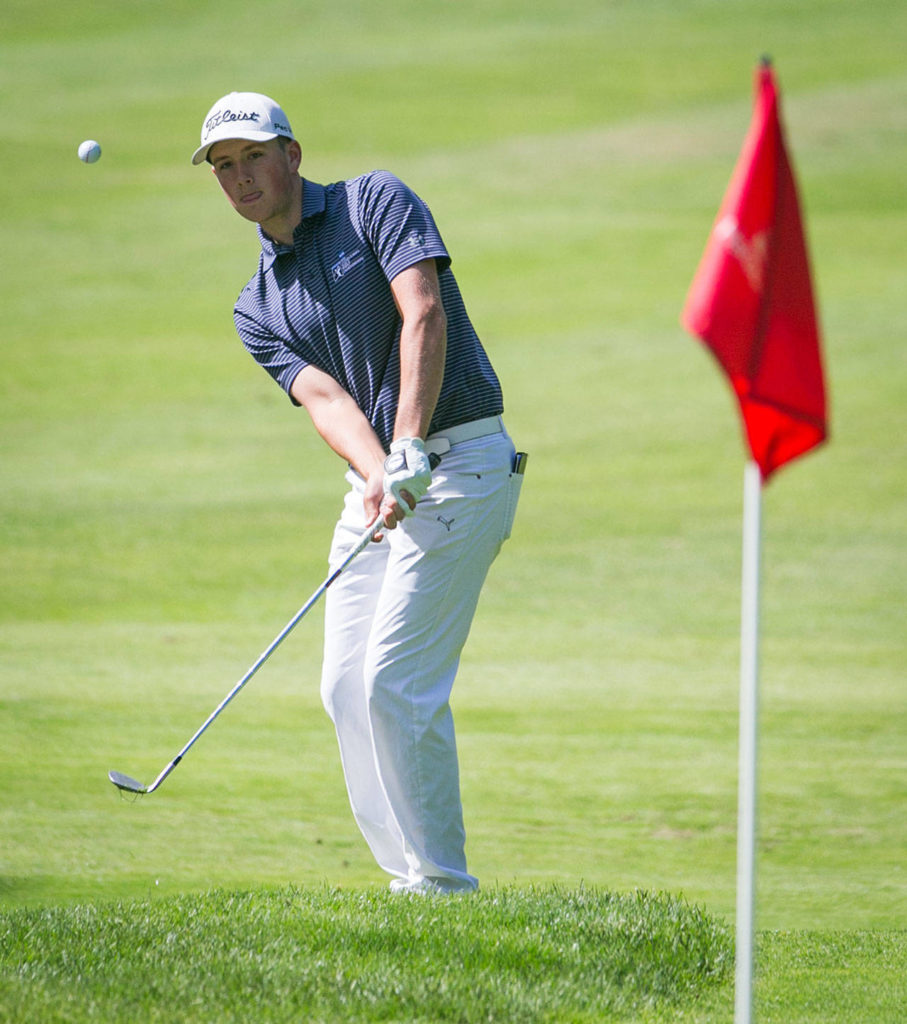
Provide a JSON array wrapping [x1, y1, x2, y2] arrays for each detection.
[[355, 171, 451, 282], [234, 299, 309, 405]]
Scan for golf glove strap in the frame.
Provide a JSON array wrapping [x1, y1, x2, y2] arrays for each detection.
[[383, 438, 433, 515]]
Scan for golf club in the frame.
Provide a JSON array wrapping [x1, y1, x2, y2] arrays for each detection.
[[108, 516, 383, 796]]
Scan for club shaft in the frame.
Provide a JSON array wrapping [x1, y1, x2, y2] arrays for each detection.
[[144, 518, 381, 793]]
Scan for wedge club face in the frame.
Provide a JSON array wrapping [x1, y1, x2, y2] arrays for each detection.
[[109, 770, 147, 794]]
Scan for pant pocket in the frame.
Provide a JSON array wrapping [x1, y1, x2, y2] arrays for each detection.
[[501, 468, 525, 542]]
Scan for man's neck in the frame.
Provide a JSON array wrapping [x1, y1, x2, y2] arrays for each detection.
[[262, 176, 304, 247]]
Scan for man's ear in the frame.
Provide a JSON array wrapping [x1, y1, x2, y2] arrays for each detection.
[[287, 140, 302, 172]]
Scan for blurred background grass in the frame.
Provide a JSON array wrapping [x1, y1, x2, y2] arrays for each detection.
[[1, 0, 904, 929]]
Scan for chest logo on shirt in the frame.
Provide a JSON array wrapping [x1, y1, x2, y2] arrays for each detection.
[[331, 250, 365, 282]]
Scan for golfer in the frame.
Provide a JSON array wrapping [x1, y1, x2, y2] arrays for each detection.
[[193, 92, 524, 893]]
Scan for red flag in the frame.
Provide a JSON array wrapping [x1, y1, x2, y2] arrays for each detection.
[[682, 60, 828, 481]]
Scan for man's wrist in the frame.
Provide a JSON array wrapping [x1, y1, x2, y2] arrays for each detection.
[[383, 437, 433, 516], [390, 437, 426, 454]]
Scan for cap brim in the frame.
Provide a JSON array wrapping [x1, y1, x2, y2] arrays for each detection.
[[191, 129, 283, 165]]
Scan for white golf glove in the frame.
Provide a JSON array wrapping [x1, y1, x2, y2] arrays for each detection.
[[383, 437, 434, 516]]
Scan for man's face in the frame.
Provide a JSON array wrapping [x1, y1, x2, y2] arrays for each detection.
[[209, 137, 302, 233]]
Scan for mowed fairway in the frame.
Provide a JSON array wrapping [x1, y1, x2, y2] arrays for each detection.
[[1, 0, 905, 1020]]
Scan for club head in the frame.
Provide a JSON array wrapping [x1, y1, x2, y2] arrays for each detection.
[[109, 770, 147, 794]]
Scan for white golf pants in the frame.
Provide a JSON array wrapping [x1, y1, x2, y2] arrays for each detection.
[[320, 427, 521, 891]]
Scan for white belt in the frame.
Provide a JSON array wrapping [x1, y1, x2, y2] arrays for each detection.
[[424, 415, 503, 458]]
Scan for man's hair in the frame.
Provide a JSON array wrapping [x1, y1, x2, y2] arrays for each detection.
[[207, 135, 293, 165]]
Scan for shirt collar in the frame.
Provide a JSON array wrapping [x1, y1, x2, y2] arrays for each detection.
[[257, 178, 327, 269]]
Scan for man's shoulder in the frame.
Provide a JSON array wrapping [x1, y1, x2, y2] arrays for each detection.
[[313, 172, 415, 215], [347, 169, 403, 186], [343, 170, 412, 201], [233, 243, 279, 314], [234, 265, 264, 314]]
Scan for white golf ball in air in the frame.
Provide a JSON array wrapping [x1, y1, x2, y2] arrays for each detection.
[[78, 140, 102, 163]]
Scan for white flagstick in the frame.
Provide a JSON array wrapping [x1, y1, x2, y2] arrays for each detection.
[[735, 459, 763, 1024]]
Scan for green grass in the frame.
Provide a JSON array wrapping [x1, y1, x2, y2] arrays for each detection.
[[1, 0, 905, 1020], [0, 887, 734, 1023], [1, 890, 904, 1023]]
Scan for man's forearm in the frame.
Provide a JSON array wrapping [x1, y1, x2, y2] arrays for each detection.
[[290, 368, 385, 479], [394, 311, 446, 441], [390, 260, 447, 441]]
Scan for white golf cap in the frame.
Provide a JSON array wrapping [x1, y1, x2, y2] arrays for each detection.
[[192, 91, 295, 165]]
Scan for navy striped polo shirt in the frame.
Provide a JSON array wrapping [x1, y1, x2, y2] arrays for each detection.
[[233, 171, 503, 451]]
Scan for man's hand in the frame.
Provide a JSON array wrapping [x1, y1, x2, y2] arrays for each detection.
[[383, 437, 433, 516]]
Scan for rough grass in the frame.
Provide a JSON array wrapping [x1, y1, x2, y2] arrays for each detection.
[[0, 886, 733, 1023]]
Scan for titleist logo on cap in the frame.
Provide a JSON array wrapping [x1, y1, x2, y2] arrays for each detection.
[[204, 108, 261, 140]]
